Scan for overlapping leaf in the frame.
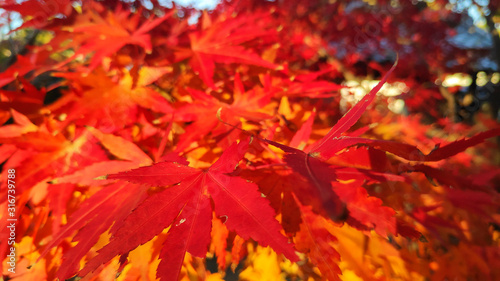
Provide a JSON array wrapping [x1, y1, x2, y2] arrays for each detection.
[[262, 61, 399, 232], [174, 73, 272, 151]]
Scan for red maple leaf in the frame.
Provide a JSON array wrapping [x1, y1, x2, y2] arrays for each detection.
[[174, 11, 278, 89], [295, 202, 342, 281], [78, 138, 298, 280], [59, 3, 172, 70], [173, 73, 272, 151], [0, 0, 72, 28], [262, 61, 398, 227]]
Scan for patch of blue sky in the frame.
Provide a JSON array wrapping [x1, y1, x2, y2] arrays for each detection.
[[160, 0, 220, 10]]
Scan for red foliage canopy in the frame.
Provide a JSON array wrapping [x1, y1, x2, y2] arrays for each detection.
[[0, 0, 499, 280]]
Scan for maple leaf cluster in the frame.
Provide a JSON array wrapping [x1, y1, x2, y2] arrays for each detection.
[[1, 0, 499, 280]]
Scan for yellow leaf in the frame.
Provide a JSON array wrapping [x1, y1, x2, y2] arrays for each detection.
[[239, 246, 283, 281]]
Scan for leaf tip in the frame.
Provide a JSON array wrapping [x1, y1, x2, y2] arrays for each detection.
[[94, 175, 108, 180], [309, 151, 320, 158], [216, 107, 223, 122], [84, 125, 96, 132]]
